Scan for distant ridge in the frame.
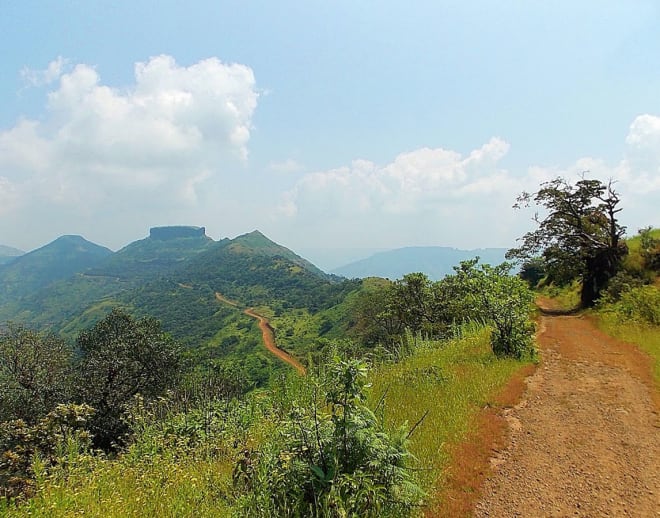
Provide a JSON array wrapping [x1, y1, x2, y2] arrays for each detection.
[[0, 244, 24, 265], [331, 246, 508, 280]]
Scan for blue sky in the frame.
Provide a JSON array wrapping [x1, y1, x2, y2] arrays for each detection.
[[1, 1, 659, 268]]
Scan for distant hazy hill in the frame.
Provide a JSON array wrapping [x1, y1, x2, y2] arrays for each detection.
[[0, 244, 24, 265], [0, 235, 112, 301], [331, 246, 508, 280]]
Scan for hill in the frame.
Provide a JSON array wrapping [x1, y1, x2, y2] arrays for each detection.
[[331, 246, 508, 280], [0, 228, 362, 381], [0, 245, 24, 265], [0, 235, 112, 303]]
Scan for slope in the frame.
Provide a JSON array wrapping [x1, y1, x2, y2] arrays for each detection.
[[0, 245, 24, 265], [0, 235, 112, 302]]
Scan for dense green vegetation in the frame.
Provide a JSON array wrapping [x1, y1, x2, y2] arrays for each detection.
[[0, 223, 539, 514], [1, 327, 529, 517], [3, 198, 655, 515]]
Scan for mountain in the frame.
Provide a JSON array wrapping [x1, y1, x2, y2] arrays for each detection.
[[0, 235, 112, 302], [87, 225, 216, 281], [331, 246, 508, 280], [0, 245, 24, 265]]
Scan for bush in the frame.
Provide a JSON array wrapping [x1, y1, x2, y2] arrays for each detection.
[[233, 357, 423, 517], [608, 285, 660, 326], [0, 403, 94, 501]]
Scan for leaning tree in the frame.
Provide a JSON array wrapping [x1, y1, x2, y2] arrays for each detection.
[[507, 176, 628, 307]]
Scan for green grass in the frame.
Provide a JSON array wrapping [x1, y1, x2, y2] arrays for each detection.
[[596, 313, 660, 386], [1, 454, 234, 517], [368, 326, 529, 497], [2, 327, 529, 517]]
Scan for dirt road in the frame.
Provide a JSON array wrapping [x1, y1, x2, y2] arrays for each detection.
[[214, 292, 306, 375], [243, 307, 306, 375], [474, 310, 659, 517]]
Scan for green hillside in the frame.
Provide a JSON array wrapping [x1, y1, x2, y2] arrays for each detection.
[[0, 235, 112, 303]]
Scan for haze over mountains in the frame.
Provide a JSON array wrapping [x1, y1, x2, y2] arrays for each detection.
[[331, 246, 508, 280]]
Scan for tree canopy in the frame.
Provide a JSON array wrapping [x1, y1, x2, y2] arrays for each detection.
[[507, 177, 628, 307]]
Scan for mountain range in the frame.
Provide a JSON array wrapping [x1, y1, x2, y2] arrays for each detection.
[[0, 227, 512, 379], [331, 246, 508, 280]]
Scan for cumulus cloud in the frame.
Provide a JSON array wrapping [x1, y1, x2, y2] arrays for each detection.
[[0, 55, 259, 247], [280, 138, 515, 217], [277, 138, 526, 248], [278, 118, 660, 250], [20, 56, 68, 87]]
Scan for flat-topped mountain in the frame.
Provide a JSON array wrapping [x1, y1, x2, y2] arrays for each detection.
[[149, 226, 207, 240]]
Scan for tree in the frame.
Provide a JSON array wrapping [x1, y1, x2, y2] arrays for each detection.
[[437, 259, 535, 358], [75, 309, 182, 449], [0, 324, 73, 423], [507, 177, 628, 307]]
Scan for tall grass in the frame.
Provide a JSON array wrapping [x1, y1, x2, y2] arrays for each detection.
[[2, 327, 529, 517], [596, 314, 660, 386], [368, 325, 529, 501]]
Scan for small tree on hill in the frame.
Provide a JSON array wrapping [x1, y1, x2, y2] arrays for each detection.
[[507, 176, 628, 307], [75, 309, 182, 449], [0, 324, 73, 423]]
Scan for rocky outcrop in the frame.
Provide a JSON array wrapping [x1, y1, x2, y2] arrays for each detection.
[[149, 226, 207, 240]]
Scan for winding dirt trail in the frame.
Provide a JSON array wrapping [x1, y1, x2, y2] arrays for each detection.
[[474, 304, 660, 517], [214, 292, 306, 375]]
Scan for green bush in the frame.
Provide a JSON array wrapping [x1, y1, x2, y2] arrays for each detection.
[[608, 285, 660, 325], [0, 403, 94, 501], [233, 357, 423, 517]]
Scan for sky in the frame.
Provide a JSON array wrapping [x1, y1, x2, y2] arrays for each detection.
[[1, 1, 660, 269]]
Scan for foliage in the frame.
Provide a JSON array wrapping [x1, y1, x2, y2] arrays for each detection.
[[75, 309, 183, 450], [637, 227, 660, 271], [234, 357, 423, 517], [600, 285, 660, 326], [0, 324, 73, 423], [352, 261, 535, 359], [0, 403, 94, 501], [368, 328, 529, 509], [518, 257, 547, 287], [438, 260, 536, 358], [507, 176, 628, 307]]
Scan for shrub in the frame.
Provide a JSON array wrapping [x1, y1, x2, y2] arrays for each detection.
[[0, 403, 94, 501], [233, 357, 423, 517], [608, 285, 660, 326]]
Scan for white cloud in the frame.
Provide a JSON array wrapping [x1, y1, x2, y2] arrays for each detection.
[[0, 55, 259, 247], [20, 57, 68, 87], [277, 138, 526, 248], [278, 120, 660, 250]]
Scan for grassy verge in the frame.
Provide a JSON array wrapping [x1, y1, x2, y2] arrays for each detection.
[[596, 313, 660, 386], [369, 326, 531, 513]]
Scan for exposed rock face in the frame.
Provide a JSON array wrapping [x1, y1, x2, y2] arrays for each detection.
[[149, 226, 206, 240]]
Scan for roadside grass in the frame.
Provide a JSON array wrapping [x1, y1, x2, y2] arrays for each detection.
[[596, 313, 660, 386], [369, 326, 531, 512]]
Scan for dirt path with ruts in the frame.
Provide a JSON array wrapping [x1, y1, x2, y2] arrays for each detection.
[[214, 292, 306, 375], [474, 303, 659, 517]]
